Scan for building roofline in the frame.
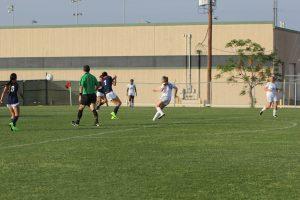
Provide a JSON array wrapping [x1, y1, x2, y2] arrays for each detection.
[[0, 21, 273, 30], [275, 26, 300, 34]]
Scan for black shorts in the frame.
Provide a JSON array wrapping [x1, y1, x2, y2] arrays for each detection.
[[129, 95, 135, 101], [81, 94, 97, 106]]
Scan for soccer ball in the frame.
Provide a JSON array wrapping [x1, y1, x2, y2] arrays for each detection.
[[46, 74, 54, 81]]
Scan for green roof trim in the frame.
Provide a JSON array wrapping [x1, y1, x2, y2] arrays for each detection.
[[0, 21, 273, 30]]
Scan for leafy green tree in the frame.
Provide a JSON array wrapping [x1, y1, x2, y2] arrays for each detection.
[[215, 39, 282, 108]]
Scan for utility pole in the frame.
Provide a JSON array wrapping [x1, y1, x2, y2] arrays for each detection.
[[207, 0, 213, 105], [273, 0, 278, 27]]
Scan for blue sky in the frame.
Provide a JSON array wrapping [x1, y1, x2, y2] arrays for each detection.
[[0, 0, 299, 30]]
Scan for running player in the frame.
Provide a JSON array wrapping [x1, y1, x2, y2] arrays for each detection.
[[72, 65, 100, 126], [96, 75, 108, 110], [259, 76, 280, 117], [0, 73, 22, 132], [101, 72, 122, 120], [126, 79, 137, 108], [152, 76, 178, 121]]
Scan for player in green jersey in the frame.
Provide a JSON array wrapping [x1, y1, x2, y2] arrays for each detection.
[[72, 65, 100, 127]]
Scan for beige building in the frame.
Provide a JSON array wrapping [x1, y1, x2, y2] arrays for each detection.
[[0, 21, 299, 107]]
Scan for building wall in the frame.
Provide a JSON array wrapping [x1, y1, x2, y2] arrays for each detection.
[[275, 28, 300, 104], [0, 22, 273, 58], [275, 28, 300, 75], [0, 22, 275, 107]]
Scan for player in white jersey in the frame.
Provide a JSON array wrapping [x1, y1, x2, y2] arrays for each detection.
[[126, 79, 137, 108], [152, 76, 178, 121], [259, 76, 280, 117]]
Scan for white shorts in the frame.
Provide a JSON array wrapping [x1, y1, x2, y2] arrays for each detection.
[[128, 93, 135, 97], [7, 103, 19, 108], [106, 91, 118, 101], [96, 91, 105, 97], [266, 93, 278, 103], [160, 97, 171, 106]]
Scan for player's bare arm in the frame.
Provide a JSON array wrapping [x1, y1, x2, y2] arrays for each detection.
[[0, 85, 8, 104], [173, 86, 178, 98], [79, 85, 83, 102], [112, 75, 117, 86]]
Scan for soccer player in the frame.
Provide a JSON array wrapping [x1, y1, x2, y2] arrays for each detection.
[[72, 65, 100, 126], [96, 75, 108, 110], [126, 79, 137, 108], [101, 72, 122, 120], [259, 76, 280, 117], [0, 73, 22, 132], [152, 76, 178, 121]]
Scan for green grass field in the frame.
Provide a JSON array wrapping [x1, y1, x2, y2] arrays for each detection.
[[0, 106, 299, 200]]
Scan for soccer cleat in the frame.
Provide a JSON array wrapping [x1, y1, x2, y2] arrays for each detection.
[[9, 122, 14, 131], [95, 123, 100, 127], [111, 115, 118, 120], [273, 115, 278, 118], [259, 111, 263, 116], [110, 112, 118, 120], [71, 121, 79, 127], [158, 113, 165, 120], [12, 126, 19, 132]]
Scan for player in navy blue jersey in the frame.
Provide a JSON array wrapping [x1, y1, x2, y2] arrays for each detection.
[[0, 73, 22, 132], [101, 72, 122, 119], [96, 75, 108, 110]]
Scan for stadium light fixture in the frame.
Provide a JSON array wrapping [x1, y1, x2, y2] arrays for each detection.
[[71, 0, 83, 24], [31, 20, 38, 25], [7, 3, 15, 25]]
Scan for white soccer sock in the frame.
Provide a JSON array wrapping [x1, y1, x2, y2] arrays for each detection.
[[156, 107, 164, 115], [153, 112, 161, 121], [261, 106, 267, 112], [273, 109, 277, 116]]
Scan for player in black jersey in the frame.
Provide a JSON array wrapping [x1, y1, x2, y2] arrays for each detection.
[[0, 73, 22, 132], [96, 75, 108, 110], [101, 72, 122, 119]]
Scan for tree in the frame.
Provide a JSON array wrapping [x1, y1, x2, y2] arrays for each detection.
[[215, 39, 282, 108]]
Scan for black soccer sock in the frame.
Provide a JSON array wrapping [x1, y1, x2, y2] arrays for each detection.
[[96, 102, 105, 110], [114, 105, 120, 114], [13, 116, 19, 126], [77, 110, 83, 123], [92, 110, 99, 124]]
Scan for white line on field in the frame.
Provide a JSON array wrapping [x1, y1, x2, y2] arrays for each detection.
[[80, 122, 299, 139], [208, 121, 298, 135], [0, 123, 161, 150], [0, 127, 140, 150], [0, 119, 297, 150]]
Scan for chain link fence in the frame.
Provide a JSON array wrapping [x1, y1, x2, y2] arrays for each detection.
[[0, 80, 299, 107]]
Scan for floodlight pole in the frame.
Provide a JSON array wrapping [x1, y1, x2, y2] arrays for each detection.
[[76, 1, 79, 24], [72, 0, 82, 25], [273, 0, 278, 27], [123, 0, 126, 24], [207, 0, 213, 105]]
